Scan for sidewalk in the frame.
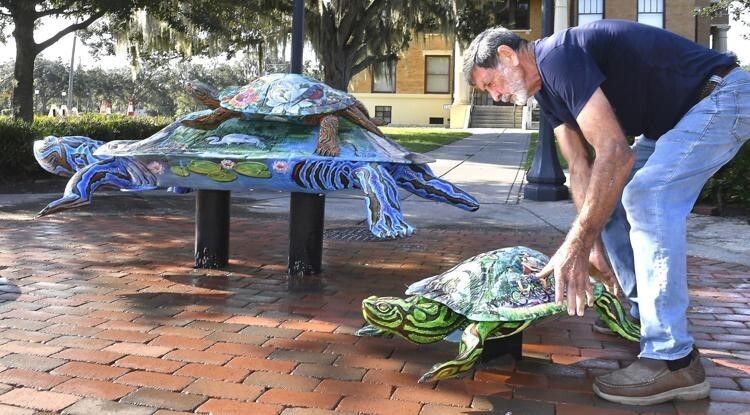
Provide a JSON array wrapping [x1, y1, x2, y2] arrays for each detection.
[[0, 129, 747, 414]]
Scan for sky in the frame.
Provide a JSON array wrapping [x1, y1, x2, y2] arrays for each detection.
[[0, 11, 749, 69]]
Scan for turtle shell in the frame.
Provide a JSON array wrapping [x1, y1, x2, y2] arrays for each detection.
[[96, 109, 432, 165], [405, 246, 604, 322], [218, 73, 356, 117]]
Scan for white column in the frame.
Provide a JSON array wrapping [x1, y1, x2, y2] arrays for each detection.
[[710, 24, 730, 53], [453, 40, 470, 105], [554, 0, 569, 33], [450, 39, 472, 128]]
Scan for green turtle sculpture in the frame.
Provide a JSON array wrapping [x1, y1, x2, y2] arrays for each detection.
[[355, 246, 640, 383], [182, 73, 383, 157]]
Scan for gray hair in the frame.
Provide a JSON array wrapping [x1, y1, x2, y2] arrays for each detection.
[[462, 26, 528, 86]]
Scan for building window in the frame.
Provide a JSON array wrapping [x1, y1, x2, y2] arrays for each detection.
[[374, 106, 392, 125], [372, 61, 396, 93], [425, 56, 450, 94], [578, 0, 604, 26], [497, 0, 531, 30], [638, 0, 664, 28]]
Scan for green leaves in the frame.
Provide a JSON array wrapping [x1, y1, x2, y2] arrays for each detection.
[[234, 161, 271, 178], [0, 114, 170, 176]]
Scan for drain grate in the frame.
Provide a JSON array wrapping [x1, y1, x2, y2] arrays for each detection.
[[323, 227, 426, 251], [323, 227, 389, 242]]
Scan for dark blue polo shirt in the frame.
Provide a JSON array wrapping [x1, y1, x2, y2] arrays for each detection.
[[533, 19, 736, 138]]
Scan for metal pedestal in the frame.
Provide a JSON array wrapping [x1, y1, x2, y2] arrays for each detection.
[[194, 190, 230, 269]]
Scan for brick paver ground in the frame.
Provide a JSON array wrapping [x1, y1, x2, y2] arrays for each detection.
[[0, 210, 748, 414]]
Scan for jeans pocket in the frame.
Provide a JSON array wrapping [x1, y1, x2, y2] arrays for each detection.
[[730, 90, 750, 143]]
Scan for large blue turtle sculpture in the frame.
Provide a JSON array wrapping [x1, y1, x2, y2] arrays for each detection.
[[33, 111, 479, 238]]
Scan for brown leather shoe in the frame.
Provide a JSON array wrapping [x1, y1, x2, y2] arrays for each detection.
[[593, 348, 710, 405]]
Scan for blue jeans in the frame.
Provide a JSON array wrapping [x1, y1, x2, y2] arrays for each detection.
[[601, 67, 750, 360]]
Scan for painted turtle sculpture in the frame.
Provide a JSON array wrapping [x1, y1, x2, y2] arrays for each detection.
[[182, 73, 384, 157], [33, 110, 479, 238], [355, 246, 640, 383]]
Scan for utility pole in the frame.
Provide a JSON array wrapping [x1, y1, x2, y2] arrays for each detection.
[[67, 29, 76, 110]]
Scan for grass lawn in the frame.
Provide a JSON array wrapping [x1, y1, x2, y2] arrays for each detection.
[[523, 131, 568, 171], [381, 127, 471, 153]]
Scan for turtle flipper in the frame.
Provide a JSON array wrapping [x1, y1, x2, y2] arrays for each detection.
[[341, 105, 385, 137], [352, 164, 414, 238], [351, 99, 385, 126], [354, 324, 392, 338], [594, 291, 641, 342], [181, 107, 239, 130], [419, 321, 501, 383], [315, 114, 341, 156], [390, 164, 479, 211], [36, 158, 154, 217]]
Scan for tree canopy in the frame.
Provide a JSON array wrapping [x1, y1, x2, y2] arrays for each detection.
[[90, 0, 459, 89], [2, 0, 468, 121], [301, 0, 451, 89], [0, 0, 160, 121], [0, 0, 290, 121]]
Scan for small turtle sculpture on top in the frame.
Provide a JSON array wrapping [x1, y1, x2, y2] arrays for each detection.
[[33, 109, 479, 239], [356, 246, 640, 383], [183, 73, 383, 157]]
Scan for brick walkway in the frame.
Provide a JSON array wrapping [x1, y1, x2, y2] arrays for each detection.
[[0, 211, 748, 414]]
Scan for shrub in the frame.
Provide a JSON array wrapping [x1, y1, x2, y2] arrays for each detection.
[[0, 115, 172, 177], [698, 142, 750, 210], [0, 117, 37, 175]]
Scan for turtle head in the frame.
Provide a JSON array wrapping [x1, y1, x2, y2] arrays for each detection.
[[361, 295, 464, 344], [185, 79, 220, 109], [361, 295, 410, 334], [33, 135, 106, 177]]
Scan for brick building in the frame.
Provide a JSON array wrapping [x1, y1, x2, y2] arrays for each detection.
[[347, 0, 729, 128]]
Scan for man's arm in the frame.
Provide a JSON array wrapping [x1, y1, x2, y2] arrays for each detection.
[[554, 119, 621, 295], [554, 123, 591, 211], [539, 87, 634, 315], [571, 88, 634, 249]]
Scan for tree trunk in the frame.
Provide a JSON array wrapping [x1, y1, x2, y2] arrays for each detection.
[[11, 3, 39, 122], [322, 53, 352, 91], [323, 68, 349, 91], [258, 42, 264, 75]]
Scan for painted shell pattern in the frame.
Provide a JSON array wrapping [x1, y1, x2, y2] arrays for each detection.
[[218, 73, 355, 117], [98, 110, 426, 189], [405, 246, 586, 321]]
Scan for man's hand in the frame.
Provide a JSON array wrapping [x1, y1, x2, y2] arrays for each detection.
[[538, 240, 594, 316], [589, 238, 619, 296]]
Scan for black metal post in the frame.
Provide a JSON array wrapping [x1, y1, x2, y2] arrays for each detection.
[[481, 332, 523, 363], [290, 0, 304, 74], [288, 0, 325, 288], [523, 0, 569, 201], [288, 193, 325, 290], [195, 190, 230, 269]]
